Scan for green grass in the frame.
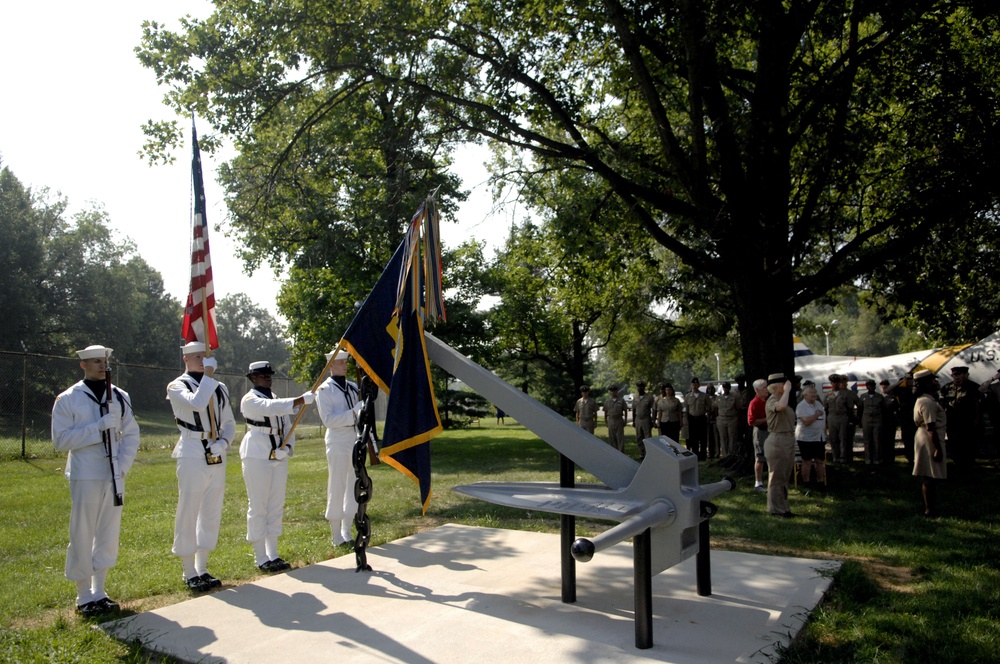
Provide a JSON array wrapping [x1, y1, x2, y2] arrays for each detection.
[[2, 420, 998, 663]]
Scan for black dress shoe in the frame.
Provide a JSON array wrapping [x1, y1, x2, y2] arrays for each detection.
[[200, 572, 222, 588], [269, 558, 291, 572], [76, 601, 101, 616], [185, 576, 211, 592], [94, 597, 120, 611], [258, 560, 275, 573]]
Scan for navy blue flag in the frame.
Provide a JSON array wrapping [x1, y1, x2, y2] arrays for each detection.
[[341, 230, 442, 514]]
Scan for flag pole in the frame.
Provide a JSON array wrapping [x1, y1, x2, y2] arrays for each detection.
[[191, 114, 218, 440], [202, 287, 219, 440]]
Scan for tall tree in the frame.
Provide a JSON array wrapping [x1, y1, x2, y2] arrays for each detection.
[[138, 1, 1000, 382], [0, 164, 56, 353], [138, 9, 468, 376], [0, 163, 182, 362]]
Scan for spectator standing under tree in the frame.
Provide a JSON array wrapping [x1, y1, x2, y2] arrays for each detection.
[[880, 379, 898, 462], [575, 386, 598, 434], [895, 372, 917, 463], [705, 383, 720, 458], [603, 385, 627, 452], [795, 384, 826, 486], [655, 384, 682, 443], [939, 366, 980, 471], [825, 374, 854, 463], [747, 379, 769, 491], [764, 374, 796, 518], [858, 379, 885, 465], [715, 382, 739, 458], [913, 369, 947, 517], [632, 381, 656, 459], [684, 377, 710, 460]]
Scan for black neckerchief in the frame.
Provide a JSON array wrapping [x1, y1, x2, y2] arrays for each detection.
[[331, 375, 355, 408], [83, 379, 107, 403], [256, 386, 274, 398]]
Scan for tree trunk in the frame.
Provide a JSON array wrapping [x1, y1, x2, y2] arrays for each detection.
[[731, 275, 795, 387]]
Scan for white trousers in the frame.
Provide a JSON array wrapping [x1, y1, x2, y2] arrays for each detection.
[[172, 455, 227, 557], [66, 479, 123, 581], [241, 457, 288, 544], [325, 433, 358, 522]]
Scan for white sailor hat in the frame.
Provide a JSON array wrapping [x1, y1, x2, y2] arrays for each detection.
[[246, 361, 275, 377], [913, 369, 935, 381], [325, 348, 351, 362], [180, 341, 206, 355], [76, 345, 112, 360]]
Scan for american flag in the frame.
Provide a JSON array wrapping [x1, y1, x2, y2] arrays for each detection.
[[180, 121, 219, 349]]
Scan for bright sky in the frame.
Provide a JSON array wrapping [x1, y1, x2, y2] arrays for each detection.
[[0, 1, 514, 324]]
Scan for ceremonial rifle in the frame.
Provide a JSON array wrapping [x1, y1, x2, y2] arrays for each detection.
[[103, 350, 124, 506]]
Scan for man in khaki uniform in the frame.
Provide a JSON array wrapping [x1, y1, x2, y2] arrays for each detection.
[[603, 385, 627, 452], [632, 381, 656, 459], [858, 379, 884, 464], [825, 374, 856, 463], [715, 382, 738, 457], [684, 377, 710, 460], [574, 386, 598, 434]]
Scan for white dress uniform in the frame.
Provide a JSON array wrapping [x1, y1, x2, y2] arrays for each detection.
[[239, 385, 298, 567], [166, 370, 236, 580], [52, 379, 140, 607], [315, 375, 361, 544]]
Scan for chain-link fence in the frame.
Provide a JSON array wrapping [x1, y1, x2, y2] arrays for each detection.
[[0, 351, 325, 459]]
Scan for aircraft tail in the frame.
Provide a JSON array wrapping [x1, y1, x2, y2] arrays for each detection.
[[926, 332, 1000, 386], [793, 336, 814, 357]]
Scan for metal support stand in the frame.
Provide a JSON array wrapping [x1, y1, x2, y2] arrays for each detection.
[[560, 453, 576, 603], [634, 528, 653, 649], [696, 518, 712, 596]]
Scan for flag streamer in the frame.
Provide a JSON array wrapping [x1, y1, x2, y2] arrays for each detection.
[[341, 194, 447, 513]]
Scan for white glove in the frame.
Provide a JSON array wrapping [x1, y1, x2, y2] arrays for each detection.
[[209, 439, 227, 456], [300, 392, 315, 405], [203, 357, 218, 370], [98, 411, 121, 431], [273, 448, 288, 461]]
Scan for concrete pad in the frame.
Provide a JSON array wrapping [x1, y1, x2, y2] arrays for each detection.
[[104, 524, 839, 663]]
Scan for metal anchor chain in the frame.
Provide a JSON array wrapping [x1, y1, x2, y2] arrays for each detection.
[[351, 375, 380, 572]]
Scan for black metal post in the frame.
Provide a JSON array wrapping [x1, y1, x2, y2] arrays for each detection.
[[560, 453, 576, 603], [634, 528, 653, 649], [696, 518, 712, 596]]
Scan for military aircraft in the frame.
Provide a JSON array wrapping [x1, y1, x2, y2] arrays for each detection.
[[793, 332, 1000, 391]]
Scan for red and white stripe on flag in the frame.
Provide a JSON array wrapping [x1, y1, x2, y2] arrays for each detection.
[[180, 121, 219, 349]]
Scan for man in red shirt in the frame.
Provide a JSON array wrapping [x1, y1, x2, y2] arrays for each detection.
[[747, 379, 769, 491]]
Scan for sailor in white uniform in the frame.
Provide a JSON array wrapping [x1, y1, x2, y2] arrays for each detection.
[[52, 344, 140, 615], [238, 361, 313, 572], [315, 348, 362, 545], [166, 341, 236, 592]]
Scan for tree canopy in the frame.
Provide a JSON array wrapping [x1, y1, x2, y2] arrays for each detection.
[[0, 162, 182, 364], [139, 0, 1000, 384]]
